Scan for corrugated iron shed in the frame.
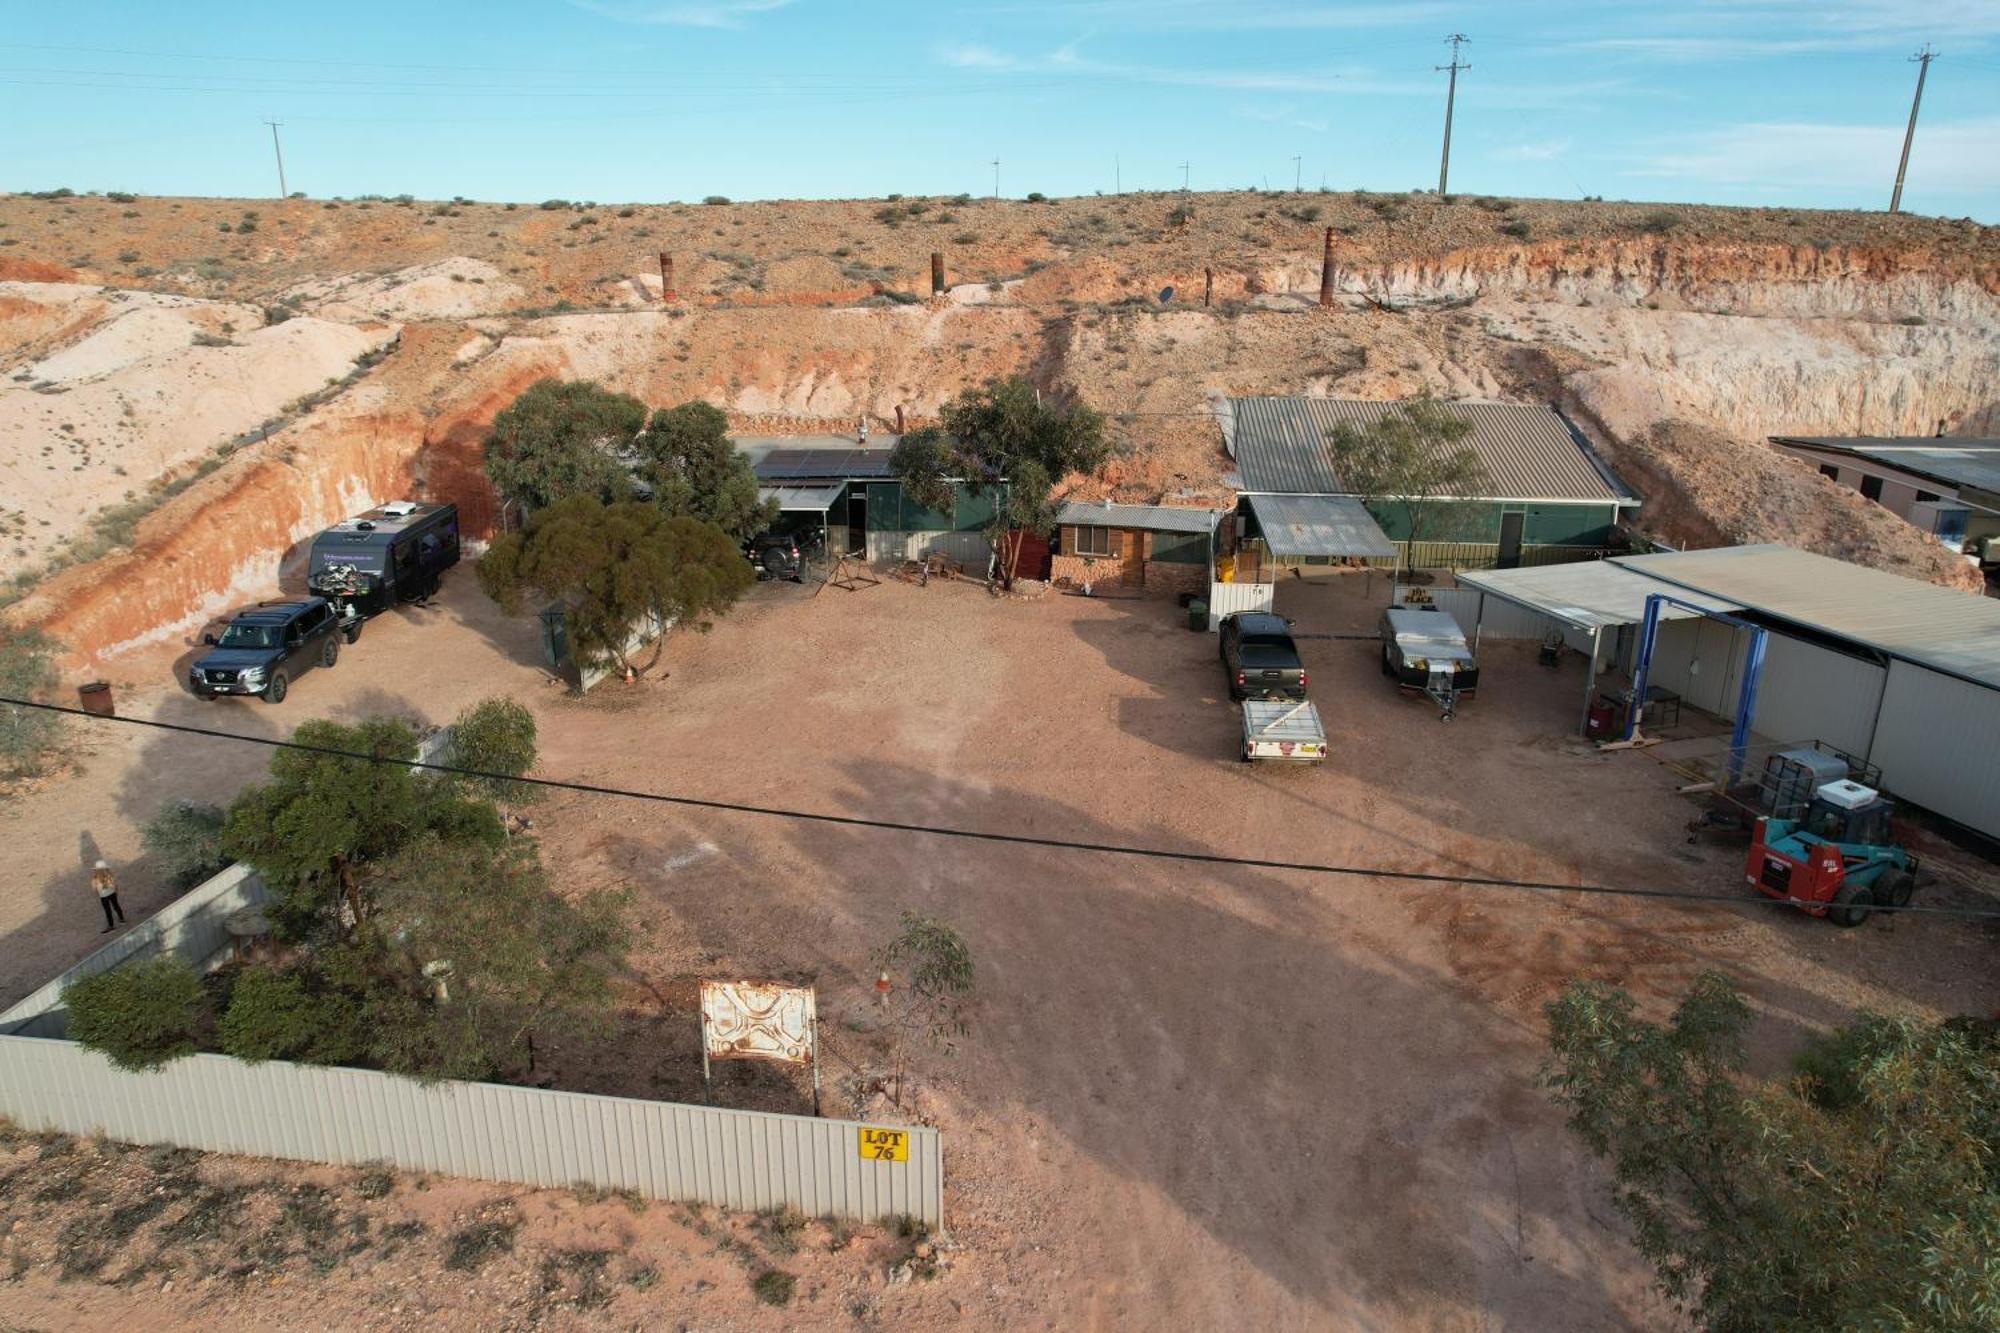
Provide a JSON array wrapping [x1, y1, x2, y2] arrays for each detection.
[[1770, 436, 2000, 495], [1225, 396, 1633, 504], [1245, 493, 1397, 559], [1614, 544, 2000, 689], [1457, 561, 1739, 630], [1055, 500, 1220, 534]]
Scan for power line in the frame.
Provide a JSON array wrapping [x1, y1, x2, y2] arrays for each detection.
[[8, 697, 2000, 923], [1889, 43, 1936, 215], [1435, 32, 1470, 196]]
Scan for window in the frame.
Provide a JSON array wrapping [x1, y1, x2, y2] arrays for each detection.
[[1071, 526, 1117, 558], [1819, 464, 1840, 481], [1859, 475, 1884, 502], [1915, 490, 1939, 504]]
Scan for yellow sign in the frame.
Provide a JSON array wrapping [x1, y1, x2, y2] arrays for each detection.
[[857, 1127, 909, 1162]]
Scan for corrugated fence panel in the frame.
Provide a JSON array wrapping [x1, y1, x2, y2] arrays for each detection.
[[1206, 580, 1276, 630], [865, 530, 993, 566], [0, 1035, 942, 1226], [1870, 661, 2000, 841]]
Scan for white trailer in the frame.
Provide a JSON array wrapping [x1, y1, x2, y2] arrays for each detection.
[[1241, 699, 1327, 763]]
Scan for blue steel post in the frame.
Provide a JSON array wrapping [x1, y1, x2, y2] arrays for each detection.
[[1624, 593, 1664, 740], [1728, 626, 1768, 787]]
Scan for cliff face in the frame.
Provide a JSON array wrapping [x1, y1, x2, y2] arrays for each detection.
[[3, 192, 1996, 666]]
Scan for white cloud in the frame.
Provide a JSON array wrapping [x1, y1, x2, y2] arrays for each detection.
[[1235, 104, 1331, 134], [1723, 0, 2000, 39], [1629, 117, 2000, 195], [1494, 138, 1572, 162], [974, 1, 1452, 29], [569, 0, 794, 28]]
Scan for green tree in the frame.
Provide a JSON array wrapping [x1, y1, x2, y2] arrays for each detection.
[[371, 835, 634, 1077], [890, 377, 1112, 587], [482, 377, 648, 514], [64, 955, 205, 1072], [871, 911, 975, 1108], [219, 717, 502, 942], [215, 964, 365, 1065], [141, 800, 229, 889], [1545, 972, 2000, 1331], [441, 696, 540, 807], [1325, 396, 1489, 581], [633, 401, 779, 540], [478, 497, 753, 674], [0, 626, 63, 780]]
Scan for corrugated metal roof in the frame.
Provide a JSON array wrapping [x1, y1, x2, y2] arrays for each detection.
[[1055, 500, 1220, 534], [1226, 396, 1633, 504], [1457, 561, 1740, 631], [1614, 544, 2000, 690], [1771, 436, 2000, 496], [1245, 493, 1397, 558], [760, 483, 846, 512]]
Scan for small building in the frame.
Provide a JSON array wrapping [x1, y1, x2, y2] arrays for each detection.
[[1458, 543, 2000, 842], [740, 437, 998, 566], [1768, 434, 2000, 557], [1051, 500, 1221, 597], [1220, 396, 1639, 572]]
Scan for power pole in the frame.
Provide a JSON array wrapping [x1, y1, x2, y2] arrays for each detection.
[[1115, 153, 1121, 195], [1435, 33, 1469, 196], [1293, 155, 1302, 192], [1180, 161, 1190, 191], [992, 158, 1000, 200], [264, 119, 287, 198], [1889, 44, 1936, 214]]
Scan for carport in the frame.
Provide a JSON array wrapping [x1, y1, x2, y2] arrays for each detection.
[[1242, 493, 1397, 562], [758, 482, 845, 554], [1455, 562, 1740, 731]]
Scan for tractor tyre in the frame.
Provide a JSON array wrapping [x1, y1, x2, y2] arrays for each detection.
[[1881, 870, 1917, 911], [1829, 882, 1874, 929]]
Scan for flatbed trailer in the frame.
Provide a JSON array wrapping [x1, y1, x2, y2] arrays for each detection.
[[1241, 699, 1327, 763]]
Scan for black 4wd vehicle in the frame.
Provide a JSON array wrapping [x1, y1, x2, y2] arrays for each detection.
[[189, 598, 342, 703], [1219, 611, 1308, 701]]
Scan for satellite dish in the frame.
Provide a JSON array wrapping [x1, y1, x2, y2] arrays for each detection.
[[1158, 285, 1175, 304]]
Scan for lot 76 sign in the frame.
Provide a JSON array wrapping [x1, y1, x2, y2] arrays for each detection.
[[857, 1127, 909, 1162]]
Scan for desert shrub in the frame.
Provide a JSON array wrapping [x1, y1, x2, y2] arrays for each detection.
[[1165, 204, 1194, 227], [141, 800, 228, 888], [118, 249, 139, 264], [64, 956, 206, 1071], [263, 304, 293, 325], [539, 199, 570, 210], [0, 627, 63, 778], [235, 218, 257, 234], [1025, 191, 1047, 203], [444, 1217, 520, 1270], [703, 195, 730, 205], [105, 190, 137, 203], [1637, 209, 1679, 234], [1500, 219, 1532, 239], [442, 697, 539, 804], [751, 1269, 796, 1306], [616, 206, 635, 217]]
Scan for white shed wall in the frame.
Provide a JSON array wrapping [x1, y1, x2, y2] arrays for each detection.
[[1749, 634, 1887, 758], [1869, 661, 2000, 841]]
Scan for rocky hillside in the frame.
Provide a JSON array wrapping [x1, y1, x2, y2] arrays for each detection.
[[3, 188, 1996, 661]]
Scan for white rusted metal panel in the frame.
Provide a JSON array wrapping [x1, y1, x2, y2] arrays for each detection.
[[865, 529, 992, 566], [1869, 660, 2000, 840], [701, 981, 815, 1064], [1206, 580, 1275, 630], [1748, 634, 1886, 760], [0, 1034, 942, 1226]]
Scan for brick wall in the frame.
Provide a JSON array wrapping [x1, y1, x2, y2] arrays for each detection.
[[1143, 561, 1207, 599], [1051, 553, 1138, 588]]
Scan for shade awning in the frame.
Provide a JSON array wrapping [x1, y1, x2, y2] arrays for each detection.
[[759, 483, 846, 513], [1245, 493, 1396, 559], [1456, 561, 1739, 632]]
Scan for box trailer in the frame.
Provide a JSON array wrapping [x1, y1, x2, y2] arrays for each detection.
[[1241, 699, 1327, 763]]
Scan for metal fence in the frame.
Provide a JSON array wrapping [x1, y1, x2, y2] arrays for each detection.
[[0, 1035, 942, 1225], [1363, 542, 1606, 573], [1205, 579, 1276, 630], [864, 529, 992, 566]]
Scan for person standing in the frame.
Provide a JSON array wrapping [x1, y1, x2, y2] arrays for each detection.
[[91, 859, 125, 933], [857, 415, 870, 445]]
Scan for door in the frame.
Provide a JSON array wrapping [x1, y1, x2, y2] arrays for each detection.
[[846, 492, 866, 558], [1120, 530, 1144, 587], [1497, 511, 1524, 569]]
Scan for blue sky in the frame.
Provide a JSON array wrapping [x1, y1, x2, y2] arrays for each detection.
[[4, 1, 1999, 217]]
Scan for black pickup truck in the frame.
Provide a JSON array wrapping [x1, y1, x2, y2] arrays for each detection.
[[1219, 611, 1308, 702], [188, 598, 342, 704]]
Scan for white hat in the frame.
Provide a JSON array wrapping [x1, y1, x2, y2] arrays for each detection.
[[94, 859, 109, 870]]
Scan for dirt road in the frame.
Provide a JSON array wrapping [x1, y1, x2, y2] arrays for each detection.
[[2, 568, 1994, 1329]]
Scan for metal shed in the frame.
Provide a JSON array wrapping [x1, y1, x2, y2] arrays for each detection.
[[1455, 562, 1740, 728]]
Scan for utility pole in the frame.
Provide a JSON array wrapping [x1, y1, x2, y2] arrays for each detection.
[[1889, 44, 1936, 214], [1180, 161, 1190, 191], [1115, 153, 1120, 195], [992, 158, 1000, 200], [263, 119, 287, 198], [1293, 155, 1302, 192], [1435, 33, 1469, 196]]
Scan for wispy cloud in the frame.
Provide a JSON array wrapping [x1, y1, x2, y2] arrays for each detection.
[[569, 0, 794, 29], [1493, 137, 1572, 162], [1235, 104, 1331, 134], [972, 1, 1451, 29], [1628, 117, 2000, 194], [1717, 0, 2000, 39]]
